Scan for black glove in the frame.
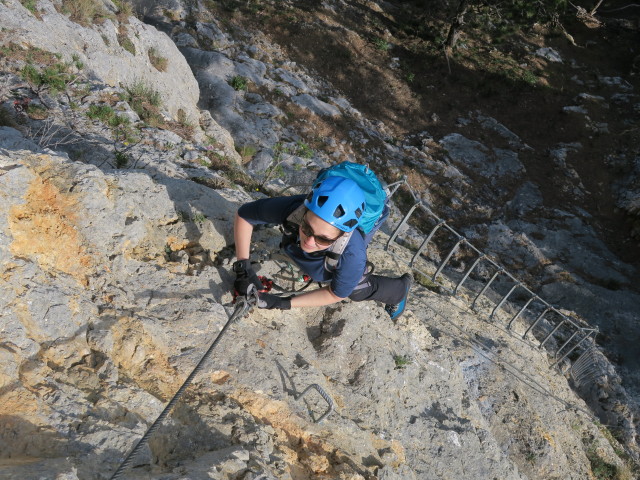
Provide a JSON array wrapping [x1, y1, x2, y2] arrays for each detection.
[[232, 259, 263, 296], [257, 292, 291, 310]]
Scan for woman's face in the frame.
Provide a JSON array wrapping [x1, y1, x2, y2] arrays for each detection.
[[299, 211, 343, 253]]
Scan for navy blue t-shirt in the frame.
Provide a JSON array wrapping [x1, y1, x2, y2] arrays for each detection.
[[237, 195, 368, 298]]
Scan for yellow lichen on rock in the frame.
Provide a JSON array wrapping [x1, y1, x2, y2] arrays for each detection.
[[166, 236, 191, 252], [8, 172, 92, 286], [231, 388, 383, 478], [110, 316, 182, 399]]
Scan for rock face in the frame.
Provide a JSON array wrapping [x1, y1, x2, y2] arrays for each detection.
[[0, 0, 639, 479], [0, 141, 630, 479], [0, 0, 200, 123]]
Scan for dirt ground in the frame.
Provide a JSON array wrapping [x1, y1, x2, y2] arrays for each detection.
[[210, 0, 640, 272]]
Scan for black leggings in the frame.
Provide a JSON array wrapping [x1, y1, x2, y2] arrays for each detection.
[[348, 274, 407, 305]]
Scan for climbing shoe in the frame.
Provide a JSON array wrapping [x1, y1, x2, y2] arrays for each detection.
[[385, 273, 413, 320]]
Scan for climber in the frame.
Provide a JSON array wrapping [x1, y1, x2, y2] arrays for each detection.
[[232, 175, 412, 319]]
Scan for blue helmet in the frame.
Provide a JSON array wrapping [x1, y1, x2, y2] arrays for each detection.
[[304, 176, 366, 232]]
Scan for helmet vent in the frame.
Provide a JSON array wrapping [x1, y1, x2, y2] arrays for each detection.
[[333, 205, 345, 218], [344, 219, 358, 228], [355, 207, 363, 218], [317, 195, 329, 207]]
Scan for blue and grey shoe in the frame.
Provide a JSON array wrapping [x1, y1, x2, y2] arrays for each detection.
[[385, 273, 413, 320]]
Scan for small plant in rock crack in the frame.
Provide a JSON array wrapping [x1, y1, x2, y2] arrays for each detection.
[[295, 140, 314, 159], [374, 37, 391, 51], [21, 62, 78, 95], [114, 150, 129, 168], [229, 75, 248, 91], [393, 354, 412, 369], [193, 212, 207, 224], [148, 47, 168, 72], [124, 81, 163, 127]]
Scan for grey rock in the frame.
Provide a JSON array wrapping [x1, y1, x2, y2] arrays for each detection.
[[598, 76, 634, 91], [0, 1, 201, 124], [507, 181, 544, 216], [439, 133, 525, 184], [535, 47, 563, 62], [291, 94, 341, 117]]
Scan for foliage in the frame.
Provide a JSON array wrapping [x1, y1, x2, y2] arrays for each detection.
[[113, 0, 134, 18], [124, 81, 163, 126], [236, 144, 257, 161], [229, 75, 248, 91], [87, 104, 116, 122], [205, 151, 260, 191], [59, 0, 107, 26], [21, 62, 77, 94], [193, 212, 207, 224], [148, 47, 168, 72], [114, 150, 129, 168], [295, 140, 313, 159], [374, 37, 391, 52], [25, 103, 48, 119], [118, 32, 136, 55], [164, 109, 195, 141], [492, 0, 568, 24], [20, 0, 37, 14], [86, 103, 138, 144], [393, 354, 412, 369], [71, 54, 84, 70]]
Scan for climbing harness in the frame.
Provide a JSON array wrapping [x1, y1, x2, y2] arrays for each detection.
[[109, 289, 259, 480]]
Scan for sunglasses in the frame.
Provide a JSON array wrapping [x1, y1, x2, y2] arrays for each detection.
[[300, 214, 343, 247]]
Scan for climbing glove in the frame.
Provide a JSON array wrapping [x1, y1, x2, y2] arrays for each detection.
[[257, 292, 291, 310], [232, 259, 263, 297]]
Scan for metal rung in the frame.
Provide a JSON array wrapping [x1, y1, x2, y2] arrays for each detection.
[[386, 203, 420, 251], [471, 269, 504, 310], [410, 220, 445, 266], [490, 283, 520, 320], [296, 384, 334, 423], [507, 296, 537, 330], [432, 237, 465, 282], [540, 318, 566, 349], [523, 308, 551, 340], [454, 254, 485, 295], [553, 330, 591, 370]]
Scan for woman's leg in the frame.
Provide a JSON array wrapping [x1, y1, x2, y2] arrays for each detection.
[[349, 273, 412, 304]]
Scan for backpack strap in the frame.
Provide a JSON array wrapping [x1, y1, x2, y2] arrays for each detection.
[[286, 203, 307, 225], [324, 229, 353, 272]]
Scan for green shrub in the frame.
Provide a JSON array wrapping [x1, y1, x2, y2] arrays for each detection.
[[374, 38, 391, 51], [87, 104, 115, 121], [393, 354, 412, 369], [118, 33, 136, 55], [236, 144, 257, 161], [71, 54, 84, 70], [295, 140, 313, 159], [229, 75, 248, 91], [148, 47, 168, 71], [60, 0, 106, 26], [113, 0, 134, 18], [114, 150, 129, 168], [20, 62, 76, 94], [124, 81, 162, 125], [26, 104, 48, 119], [20, 0, 38, 14]]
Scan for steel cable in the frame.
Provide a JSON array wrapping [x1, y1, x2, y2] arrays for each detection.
[[110, 292, 257, 479]]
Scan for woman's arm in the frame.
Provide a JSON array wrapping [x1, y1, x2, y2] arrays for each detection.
[[234, 211, 254, 261], [290, 286, 344, 308]]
